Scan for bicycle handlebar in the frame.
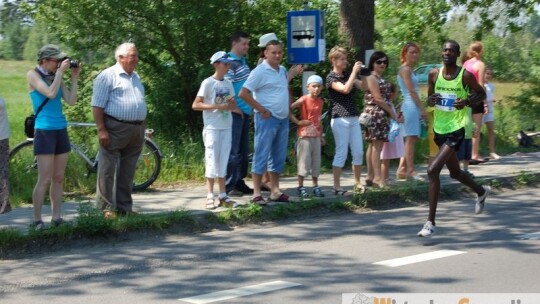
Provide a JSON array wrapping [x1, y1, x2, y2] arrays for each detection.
[[68, 122, 96, 127]]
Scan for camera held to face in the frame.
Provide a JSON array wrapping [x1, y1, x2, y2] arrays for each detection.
[[63, 57, 79, 68]]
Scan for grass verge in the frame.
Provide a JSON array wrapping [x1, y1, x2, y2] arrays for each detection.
[[1, 172, 539, 259]]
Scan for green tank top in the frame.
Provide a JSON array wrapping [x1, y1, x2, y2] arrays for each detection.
[[433, 67, 469, 134]]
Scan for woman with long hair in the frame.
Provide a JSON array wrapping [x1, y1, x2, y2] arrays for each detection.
[[462, 41, 487, 163], [363, 51, 399, 188], [397, 42, 426, 181]]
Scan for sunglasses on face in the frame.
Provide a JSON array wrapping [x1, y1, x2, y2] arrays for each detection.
[[375, 59, 388, 65]]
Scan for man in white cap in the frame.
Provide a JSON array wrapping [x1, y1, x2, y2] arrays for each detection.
[[239, 40, 291, 205]]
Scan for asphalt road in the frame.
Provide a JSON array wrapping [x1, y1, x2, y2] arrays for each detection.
[[1, 186, 539, 304]]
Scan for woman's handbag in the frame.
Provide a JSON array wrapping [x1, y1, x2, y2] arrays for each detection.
[[23, 97, 49, 138], [359, 112, 373, 126]]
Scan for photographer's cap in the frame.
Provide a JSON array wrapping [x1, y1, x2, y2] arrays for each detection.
[[258, 33, 279, 47], [37, 44, 67, 61], [210, 51, 233, 64], [307, 75, 323, 85]]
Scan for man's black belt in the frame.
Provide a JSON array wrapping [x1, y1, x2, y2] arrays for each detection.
[[105, 114, 144, 125]]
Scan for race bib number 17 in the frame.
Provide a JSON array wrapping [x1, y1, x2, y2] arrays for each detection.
[[436, 93, 457, 112]]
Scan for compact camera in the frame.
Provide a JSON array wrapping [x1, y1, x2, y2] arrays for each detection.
[[359, 65, 371, 77], [62, 57, 80, 68]]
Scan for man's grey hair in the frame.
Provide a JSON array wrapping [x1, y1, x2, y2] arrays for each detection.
[[115, 42, 136, 61]]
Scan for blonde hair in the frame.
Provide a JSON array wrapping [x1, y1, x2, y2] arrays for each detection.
[[461, 41, 483, 63], [328, 46, 348, 65], [400, 42, 420, 64]]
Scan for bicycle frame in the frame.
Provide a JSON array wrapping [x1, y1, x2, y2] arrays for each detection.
[[9, 122, 162, 193]]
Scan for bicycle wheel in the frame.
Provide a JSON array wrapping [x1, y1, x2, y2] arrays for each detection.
[[9, 140, 37, 203], [133, 139, 161, 191]]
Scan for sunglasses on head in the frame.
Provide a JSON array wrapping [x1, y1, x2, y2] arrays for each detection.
[[375, 59, 388, 65]]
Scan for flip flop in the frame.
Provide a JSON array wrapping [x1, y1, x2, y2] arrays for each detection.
[[332, 188, 349, 196]]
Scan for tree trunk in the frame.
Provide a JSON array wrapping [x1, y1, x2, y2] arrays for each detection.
[[340, 0, 375, 63]]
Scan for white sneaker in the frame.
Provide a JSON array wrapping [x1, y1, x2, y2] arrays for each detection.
[[475, 185, 491, 214], [417, 221, 435, 237], [489, 153, 501, 160]]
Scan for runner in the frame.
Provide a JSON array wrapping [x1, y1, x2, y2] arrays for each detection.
[[418, 40, 491, 238]]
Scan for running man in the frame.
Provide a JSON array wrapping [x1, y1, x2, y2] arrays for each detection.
[[418, 40, 491, 238]]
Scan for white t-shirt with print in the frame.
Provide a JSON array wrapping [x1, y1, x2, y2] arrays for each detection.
[[196, 77, 234, 130]]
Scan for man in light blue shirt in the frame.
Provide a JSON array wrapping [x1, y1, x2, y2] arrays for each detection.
[[239, 40, 291, 205], [91, 42, 147, 216]]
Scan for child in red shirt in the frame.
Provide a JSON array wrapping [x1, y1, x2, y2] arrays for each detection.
[[290, 75, 325, 198]]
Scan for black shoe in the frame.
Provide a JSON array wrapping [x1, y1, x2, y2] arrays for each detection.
[[236, 181, 254, 194], [469, 158, 488, 165], [51, 218, 66, 227]]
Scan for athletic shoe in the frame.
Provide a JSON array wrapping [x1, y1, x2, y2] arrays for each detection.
[[312, 186, 325, 197], [417, 221, 435, 237], [31, 220, 47, 231], [297, 186, 309, 198], [51, 218, 66, 227], [475, 185, 491, 214]]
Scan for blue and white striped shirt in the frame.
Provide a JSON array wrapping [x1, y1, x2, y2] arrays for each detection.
[[91, 63, 147, 121], [225, 52, 252, 115]]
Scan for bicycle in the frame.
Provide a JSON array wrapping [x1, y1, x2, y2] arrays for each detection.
[[9, 122, 162, 201]]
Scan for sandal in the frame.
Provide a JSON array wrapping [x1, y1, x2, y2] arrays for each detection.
[[332, 188, 349, 196], [219, 196, 238, 208], [270, 193, 290, 202], [312, 186, 325, 197], [297, 186, 309, 198], [250, 196, 267, 206], [365, 180, 374, 187], [205, 197, 216, 210]]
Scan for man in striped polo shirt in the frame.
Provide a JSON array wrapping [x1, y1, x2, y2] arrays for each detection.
[[225, 31, 254, 197], [92, 42, 147, 216]]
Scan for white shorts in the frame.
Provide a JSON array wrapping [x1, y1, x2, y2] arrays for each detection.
[[203, 128, 232, 178]]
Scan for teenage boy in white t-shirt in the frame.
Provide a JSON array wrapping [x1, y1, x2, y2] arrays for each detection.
[[193, 51, 241, 209]]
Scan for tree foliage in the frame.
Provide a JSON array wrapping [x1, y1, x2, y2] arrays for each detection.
[[25, 0, 340, 139], [2, 0, 539, 141]]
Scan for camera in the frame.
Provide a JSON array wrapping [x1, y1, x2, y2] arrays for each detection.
[[68, 58, 79, 68], [62, 57, 79, 68], [359, 65, 371, 76]]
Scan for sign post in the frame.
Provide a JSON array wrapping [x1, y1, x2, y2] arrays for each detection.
[[287, 10, 325, 64]]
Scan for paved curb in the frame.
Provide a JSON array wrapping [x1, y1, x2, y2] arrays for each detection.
[[1, 152, 539, 234]]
